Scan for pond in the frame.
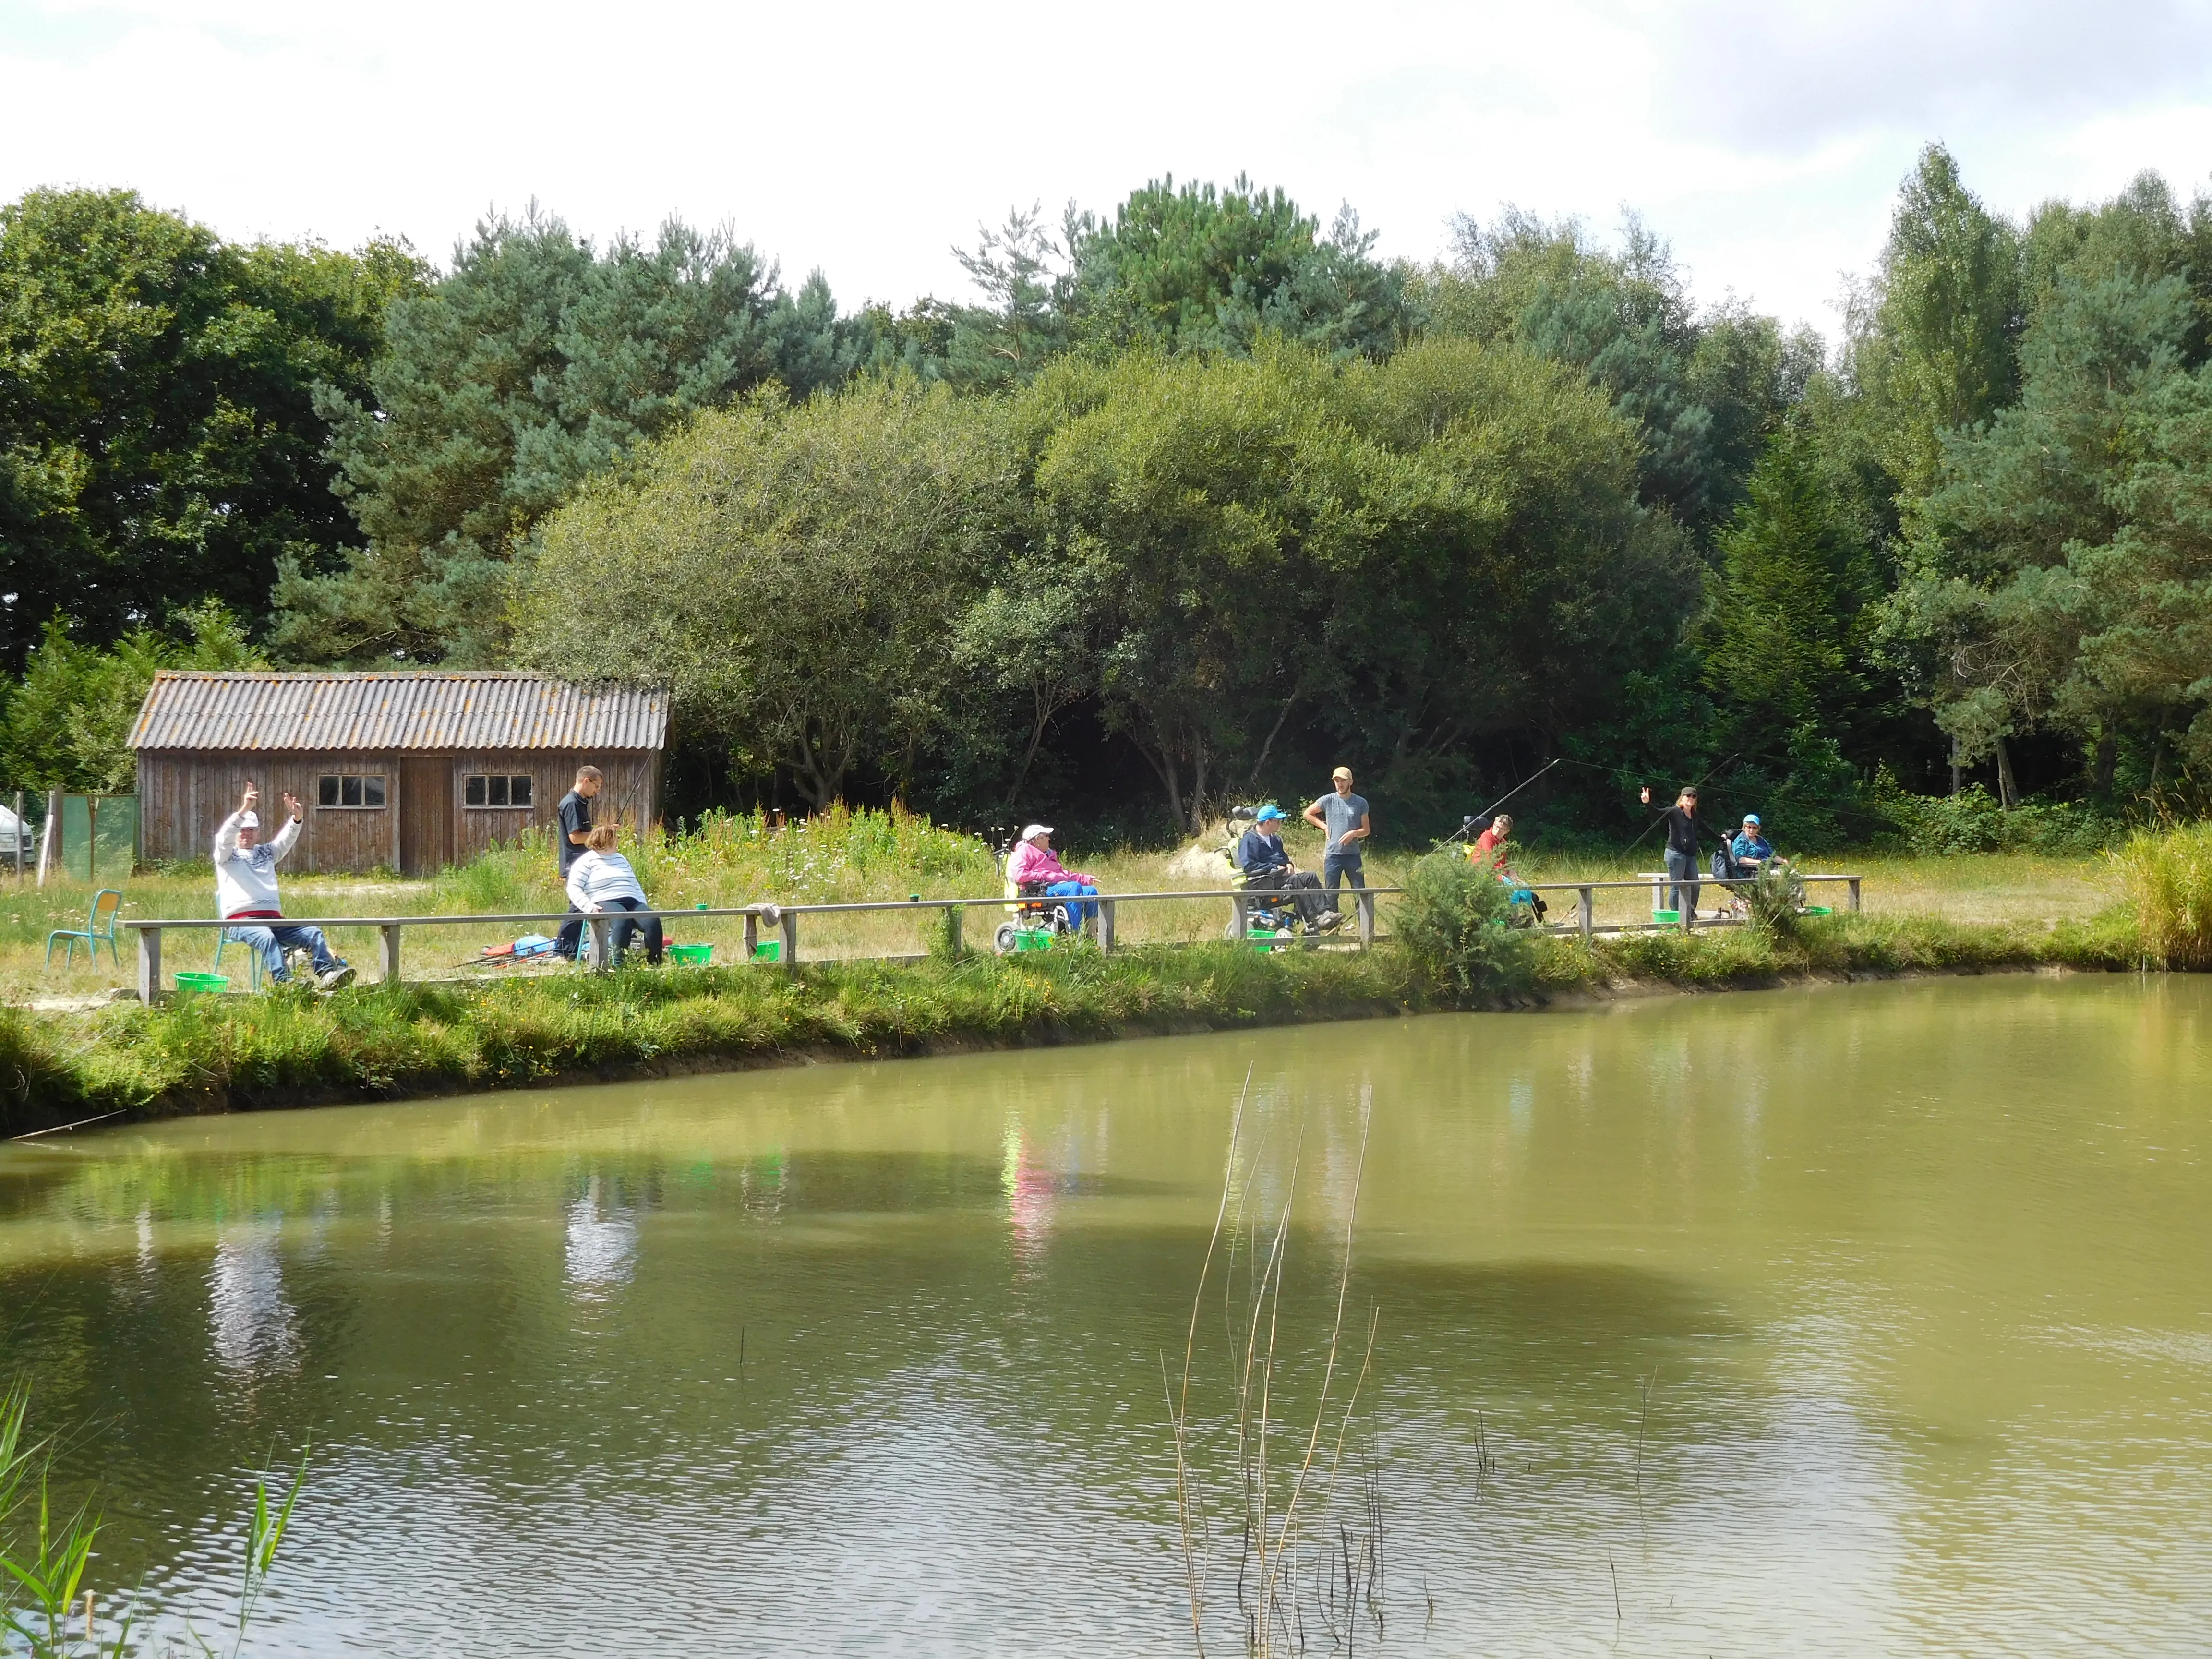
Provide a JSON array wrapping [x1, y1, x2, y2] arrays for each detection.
[[3, 975, 2210, 1655]]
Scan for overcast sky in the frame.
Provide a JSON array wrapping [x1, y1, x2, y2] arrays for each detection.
[[5, 0, 2212, 342]]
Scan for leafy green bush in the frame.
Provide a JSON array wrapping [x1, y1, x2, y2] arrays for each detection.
[[1745, 857, 1808, 940], [1873, 776, 2126, 856], [2117, 821, 2212, 969], [1392, 851, 1534, 998]]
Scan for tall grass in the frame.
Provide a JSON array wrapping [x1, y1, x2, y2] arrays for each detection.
[[0, 1379, 305, 1656], [2116, 820, 2212, 969]]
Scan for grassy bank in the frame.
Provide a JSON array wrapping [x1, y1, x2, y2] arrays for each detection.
[[0, 908, 2143, 1133], [0, 802, 2126, 1006]]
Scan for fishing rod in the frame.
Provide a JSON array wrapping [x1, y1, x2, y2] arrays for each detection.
[[1624, 750, 1744, 853], [1449, 757, 1565, 842]]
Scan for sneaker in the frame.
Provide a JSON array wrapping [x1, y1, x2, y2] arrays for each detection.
[[1317, 910, 1343, 932], [316, 963, 356, 992]]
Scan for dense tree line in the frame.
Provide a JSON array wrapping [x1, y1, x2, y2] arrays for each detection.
[[6, 153, 2212, 841]]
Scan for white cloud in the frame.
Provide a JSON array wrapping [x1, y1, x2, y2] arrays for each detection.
[[3, 0, 2211, 341]]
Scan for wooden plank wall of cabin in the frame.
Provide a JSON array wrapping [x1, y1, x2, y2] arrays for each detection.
[[135, 753, 399, 873], [449, 750, 662, 866]]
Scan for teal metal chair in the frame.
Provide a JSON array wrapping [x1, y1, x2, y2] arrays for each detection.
[[212, 927, 264, 990], [47, 889, 124, 967]]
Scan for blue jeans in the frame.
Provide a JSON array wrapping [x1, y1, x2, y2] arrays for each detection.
[[1046, 880, 1098, 930], [225, 923, 341, 984], [596, 896, 663, 965], [1322, 853, 1366, 903], [1665, 848, 1700, 916]]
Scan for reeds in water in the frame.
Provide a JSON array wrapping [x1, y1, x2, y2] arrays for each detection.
[[1164, 1076, 1389, 1657], [2117, 820, 2212, 969]]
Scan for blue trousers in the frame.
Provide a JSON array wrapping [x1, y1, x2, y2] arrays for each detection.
[[1322, 853, 1366, 899], [1665, 848, 1700, 916], [1046, 880, 1098, 929], [224, 923, 340, 984]]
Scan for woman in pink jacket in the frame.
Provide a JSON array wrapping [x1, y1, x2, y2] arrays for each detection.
[[1007, 823, 1098, 929]]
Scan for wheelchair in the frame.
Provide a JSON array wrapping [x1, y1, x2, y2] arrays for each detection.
[[993, 881, 1084, 954], [1217, 805, 1307, 939], [991, 835, 1087, 954]]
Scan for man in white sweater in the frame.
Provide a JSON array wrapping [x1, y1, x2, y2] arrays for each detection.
[[215, 782, 355, 990], [564, 823, 663, 965]]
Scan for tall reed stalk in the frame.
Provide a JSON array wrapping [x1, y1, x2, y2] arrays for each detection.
[[1165, 1082, 1382, 1657], [0, 1378, 304, 1657]]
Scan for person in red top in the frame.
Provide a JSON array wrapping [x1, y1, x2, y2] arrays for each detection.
[[1468, 813, 1515, 875], [1466, 812, 1547, 921]]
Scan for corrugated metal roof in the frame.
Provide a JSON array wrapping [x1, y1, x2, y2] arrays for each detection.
[[129, 673, 669, 753]]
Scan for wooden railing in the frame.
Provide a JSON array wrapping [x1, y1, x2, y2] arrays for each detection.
[[118, 872, 1862, 1000]]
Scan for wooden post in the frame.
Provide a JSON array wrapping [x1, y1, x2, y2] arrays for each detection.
[[743, 910, 760, 962], [1357, 889, 1375, 950], [1847, 877, 1862, 914], [13, 790, 23, 879], [587, 915, 611, 972], [1577, 886, 1594, 944], [35, 787, 59, 887], [379, 925, 403, 986], [1231, 893, 1248, 940], [1098, 899, 1116, 955], [944, 904, 962, 958], [136, 926, 161, 1004], [780, 908, 799, 967]]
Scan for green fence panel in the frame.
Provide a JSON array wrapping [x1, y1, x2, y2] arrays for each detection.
[[56, 794, 138, 882], [93, 795, 137, 880]]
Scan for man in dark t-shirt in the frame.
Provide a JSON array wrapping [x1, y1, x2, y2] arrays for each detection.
[[555, 765, 602, 960]]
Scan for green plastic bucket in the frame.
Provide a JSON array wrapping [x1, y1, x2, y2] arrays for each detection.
[[1651, 909, 1681, 924], [751, 941, 781, 963], [667, 943, 712, 966], [1248, 929, 1291, 952], [173, 972, 228, 996], [1014, 929, 1053, 952], [1802, 904, 1833, 916]]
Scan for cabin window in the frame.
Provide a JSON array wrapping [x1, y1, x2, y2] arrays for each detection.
[[463, 774, 534, 808], [317, 774, 386, 809]]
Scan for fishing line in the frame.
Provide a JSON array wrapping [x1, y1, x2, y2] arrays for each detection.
[[1624, 750, 1744, 854], [1448, 757, 1564, 842]]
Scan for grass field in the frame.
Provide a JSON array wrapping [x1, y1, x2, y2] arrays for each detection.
[[0, 806, 2128, 1008]]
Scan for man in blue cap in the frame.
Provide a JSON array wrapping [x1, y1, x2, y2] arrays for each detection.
[[1237, 805, 1337, 934]]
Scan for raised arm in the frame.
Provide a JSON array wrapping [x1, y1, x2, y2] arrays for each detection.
[[264, 792, 304, 862], [213, 781, 257, 862]]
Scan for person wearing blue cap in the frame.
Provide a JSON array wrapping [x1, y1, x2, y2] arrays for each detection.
[[1731, 813, 1774, 873], [1237, 805, 1336, 933]]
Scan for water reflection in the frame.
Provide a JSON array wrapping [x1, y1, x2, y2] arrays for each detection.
[[208, 1224, 297, 1378], [0, 975, 2208, 1655], [562, 1176, 636, 1298]]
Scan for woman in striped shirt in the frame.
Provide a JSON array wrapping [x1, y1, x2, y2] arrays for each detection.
[[564, 824, 664, 965]]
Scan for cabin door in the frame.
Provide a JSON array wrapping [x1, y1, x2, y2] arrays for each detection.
[[400, 758, 453, 876]]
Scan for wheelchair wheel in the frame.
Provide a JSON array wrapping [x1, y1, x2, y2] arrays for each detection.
[[993, 922, 1020, 955]]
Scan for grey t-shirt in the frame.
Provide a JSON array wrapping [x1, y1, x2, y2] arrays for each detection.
[[1317, 792, 1369, 857]]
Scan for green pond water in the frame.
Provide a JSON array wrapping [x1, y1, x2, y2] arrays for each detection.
[[3, 975, 2211, 1655]]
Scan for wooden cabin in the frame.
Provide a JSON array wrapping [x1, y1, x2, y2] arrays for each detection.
[[129, 673, 669, 876]]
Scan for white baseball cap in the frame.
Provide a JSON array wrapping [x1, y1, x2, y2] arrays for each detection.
[[239, 811, 260, 829], [1021, 823, 1053, 841]]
